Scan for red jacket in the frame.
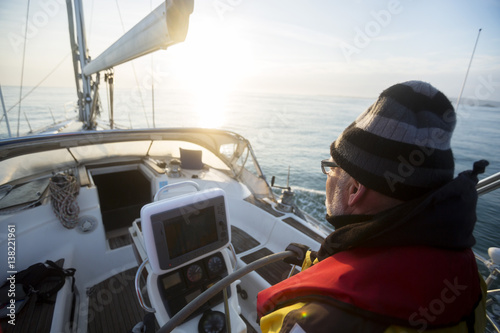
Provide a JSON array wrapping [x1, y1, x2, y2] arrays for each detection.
[[258, 246, 485, 332]]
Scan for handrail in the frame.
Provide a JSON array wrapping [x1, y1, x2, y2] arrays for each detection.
[[487, 316, 500, 333], [477, 171, 500, 196], [153, 181, 200, 201], [227, 243, 239, 270], [135, 258, 155, 313], [475, 247, 500, 332]]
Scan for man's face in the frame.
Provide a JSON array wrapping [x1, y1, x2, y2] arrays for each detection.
[[325, 158, 350, 216]]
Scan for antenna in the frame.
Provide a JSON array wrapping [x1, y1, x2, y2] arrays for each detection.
[[455, 28, 482, 112], [286, 166, 290, 188], [271, 166, 295, 213], [271, 167, 291, 191]]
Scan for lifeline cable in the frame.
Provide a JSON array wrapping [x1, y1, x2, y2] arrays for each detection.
[[455, 28, 482, 112], [0, 53, 71, 124], [49, 173, 80, 229], [16, 0, 31, 137]]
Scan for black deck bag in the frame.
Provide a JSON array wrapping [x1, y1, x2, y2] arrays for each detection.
[[0, 260, 75, 318]]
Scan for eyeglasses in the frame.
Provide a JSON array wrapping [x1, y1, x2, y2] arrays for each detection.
[[321, 159, 339, 175]]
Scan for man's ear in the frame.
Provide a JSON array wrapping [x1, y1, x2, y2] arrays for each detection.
[[347, 179, 366, 207]]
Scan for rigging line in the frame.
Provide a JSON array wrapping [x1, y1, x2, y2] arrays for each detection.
[[152, 60, 156, 128], [455, 28, 482, 112], [0, 53, 71, 122], [105, 71, 111, 126], [88, 0, 95, 46], [114, 0, 150, 128], [151, 0, 156, 128], [0, 84, 12, 137], [17, 0, 32, 137]]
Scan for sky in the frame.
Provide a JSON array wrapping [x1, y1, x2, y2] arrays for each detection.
[[0, 0, 499, 102]]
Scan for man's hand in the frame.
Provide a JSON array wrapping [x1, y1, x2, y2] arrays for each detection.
[[284, 243, 310, 266]]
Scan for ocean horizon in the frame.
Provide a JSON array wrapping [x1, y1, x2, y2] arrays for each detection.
[[1, 85, 499, 259]]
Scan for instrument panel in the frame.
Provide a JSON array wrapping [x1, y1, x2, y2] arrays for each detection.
[[157, 251, 230, 318]]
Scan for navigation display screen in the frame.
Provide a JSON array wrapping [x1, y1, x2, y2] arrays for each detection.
[[142, 188, 229, 273], [163, 206, 218, 259]]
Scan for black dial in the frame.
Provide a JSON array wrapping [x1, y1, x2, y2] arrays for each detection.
[[198, 310, 226, 333], [208, 255, 223, 274], [186, 264, 203, 283]]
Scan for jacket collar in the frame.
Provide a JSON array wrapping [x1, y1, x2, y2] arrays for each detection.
[[318, 161, 488, 261]]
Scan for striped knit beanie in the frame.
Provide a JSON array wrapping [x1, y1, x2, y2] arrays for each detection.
[[330, 81, 456, 201]]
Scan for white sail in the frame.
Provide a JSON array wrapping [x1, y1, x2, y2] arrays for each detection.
[[83, 0, 193, 76]]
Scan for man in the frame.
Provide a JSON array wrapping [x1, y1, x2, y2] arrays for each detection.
[[257, 81, 487, 332]]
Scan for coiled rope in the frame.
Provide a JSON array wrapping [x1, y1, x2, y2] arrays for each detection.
[[49, 173, 80, 229]]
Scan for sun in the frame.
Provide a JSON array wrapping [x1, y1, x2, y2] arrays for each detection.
[[167, 17, 254, 128]]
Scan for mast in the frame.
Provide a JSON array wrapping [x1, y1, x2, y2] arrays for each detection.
[[66, 0, 99, 129], [65, 0, 193, 130]]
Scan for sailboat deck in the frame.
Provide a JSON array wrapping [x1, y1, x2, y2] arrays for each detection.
[[86, 267, 158, 333], [0, 259, 65, 333], [0, 294, 56, 333]]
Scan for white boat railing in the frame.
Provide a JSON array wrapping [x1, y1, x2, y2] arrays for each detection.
[[475, 248, 500, 333], [476, 171, 500, 332], [477, 171, 500, 196]]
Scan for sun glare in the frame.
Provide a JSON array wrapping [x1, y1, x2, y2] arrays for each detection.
[[169, 18, 254, 128]]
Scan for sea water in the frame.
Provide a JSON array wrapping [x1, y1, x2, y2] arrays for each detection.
[[1, 85, 499, 259]]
